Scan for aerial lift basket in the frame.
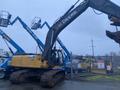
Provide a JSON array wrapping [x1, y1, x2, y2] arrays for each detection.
[[0, 11, 11, 27], [31, 17, 41, 30]]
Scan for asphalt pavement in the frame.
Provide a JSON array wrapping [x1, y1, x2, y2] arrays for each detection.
[[0, 80, 119, 90]]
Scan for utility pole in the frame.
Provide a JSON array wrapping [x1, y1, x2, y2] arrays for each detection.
[[91, 39, 95, 58], [89, 39, 95, 72]]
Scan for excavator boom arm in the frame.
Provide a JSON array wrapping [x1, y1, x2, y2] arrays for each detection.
[[43, 0, 89, 61], [43, 0, 120, 63], [89, 0, 120, 18]]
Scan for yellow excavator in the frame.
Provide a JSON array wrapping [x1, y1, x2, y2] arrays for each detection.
[[0, 11, 65, 87], [0, 0, 120, 88]]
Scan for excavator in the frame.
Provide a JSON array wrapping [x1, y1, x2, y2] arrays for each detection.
[[42, 0, 120, 87], [0, 0, 120, 88]]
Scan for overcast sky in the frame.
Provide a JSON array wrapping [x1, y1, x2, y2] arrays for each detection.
[[0, 0, 120, 55]]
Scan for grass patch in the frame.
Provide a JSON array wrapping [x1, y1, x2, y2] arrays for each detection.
[[86, 75, 120, 81]]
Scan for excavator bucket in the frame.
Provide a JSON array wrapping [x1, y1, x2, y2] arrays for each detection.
[[106, 30, 120, 44]]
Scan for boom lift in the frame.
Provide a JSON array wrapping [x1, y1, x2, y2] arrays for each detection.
[[0, 12, 44, 51], [9, 16, 44, 52], [0, 29, 25, 78]]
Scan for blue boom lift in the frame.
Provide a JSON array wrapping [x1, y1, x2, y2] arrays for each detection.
[[9, 16, 44, 52], [0, 11, 44, 52], [0, 28, 25, 78]]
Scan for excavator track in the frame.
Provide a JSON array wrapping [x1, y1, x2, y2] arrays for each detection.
[[40, 69, 65, 88], [10, 70, 29, 84], [9, 69, 47, 84]]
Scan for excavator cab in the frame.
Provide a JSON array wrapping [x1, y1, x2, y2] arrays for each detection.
[[0, 11, 11, 27], [54, 49, 64, 65], [50, 47, 64, 66], [31, 17, 41, 30]]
